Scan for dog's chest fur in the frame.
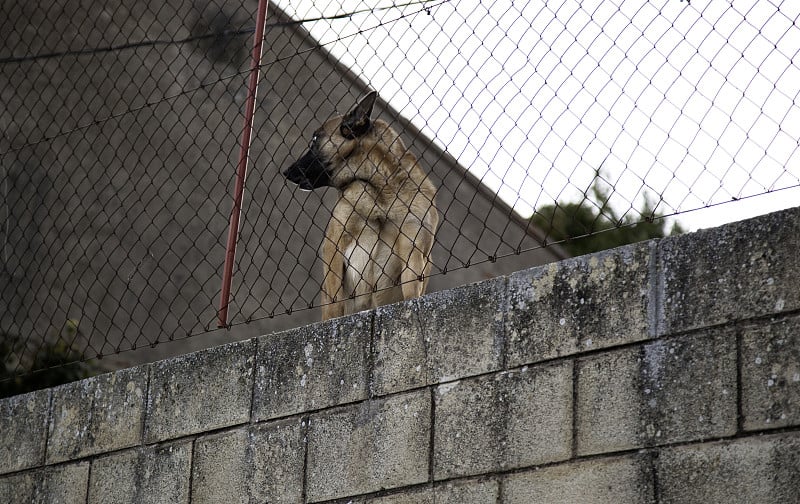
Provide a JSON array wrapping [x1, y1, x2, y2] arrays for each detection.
[[339, 214, 405, 311]]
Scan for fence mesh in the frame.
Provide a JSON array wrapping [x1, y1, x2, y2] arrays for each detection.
[[2, 0, 799, 382]]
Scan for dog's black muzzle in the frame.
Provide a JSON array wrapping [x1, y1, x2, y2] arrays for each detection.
[[283, 149, 332, 190]]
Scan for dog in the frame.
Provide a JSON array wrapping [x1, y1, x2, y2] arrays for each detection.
[[284, 91, 439, 320]]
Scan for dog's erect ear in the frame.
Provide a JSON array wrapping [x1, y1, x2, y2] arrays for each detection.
[[340, 91, 378, 139]]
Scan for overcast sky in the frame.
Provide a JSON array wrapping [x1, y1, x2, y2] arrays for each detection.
[[273, 0, 800, 231]]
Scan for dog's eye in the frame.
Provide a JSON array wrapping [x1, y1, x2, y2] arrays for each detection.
[[310, 134, 318, 149]]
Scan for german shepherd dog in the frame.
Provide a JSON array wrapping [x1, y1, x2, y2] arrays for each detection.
[[284, 91, 439, 320]]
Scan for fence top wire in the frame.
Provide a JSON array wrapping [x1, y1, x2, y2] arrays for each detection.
[[1, 0, 799, 388]]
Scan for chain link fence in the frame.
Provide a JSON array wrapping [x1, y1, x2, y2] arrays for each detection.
[[2, 0, 799, 384]]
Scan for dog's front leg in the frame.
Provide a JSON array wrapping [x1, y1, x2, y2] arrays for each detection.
[[321, 231, 346, 320], [397, 225, 433, 300]]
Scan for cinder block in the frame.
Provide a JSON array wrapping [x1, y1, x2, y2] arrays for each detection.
[[145, 339, 254, 442], [434, 362, 572, 479], [659, 207, 800, 335], [503, 454, 654, 504], [361, 487, 433, 504], [576, 331, 737, 455], [418, 277, 506, 383], [343, 480, 498, 504], [0, 388, 49, 474], [507, 241, 652, 368], [657, 433, 800, 503], [253, 313, 370, 421], [191, 420, 305, 504], [88, 441, 191, 504], [0, 461, 89, 504], [306, 390, 430, 502], [741, 315, 800, 430], [372, 300, 426, 396], [47, 367, 146, 463], [434, 478, 499, 504]]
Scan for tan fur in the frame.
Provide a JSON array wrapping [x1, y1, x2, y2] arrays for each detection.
[[319, 119, 438, 319], [284, 94, 438, 320]]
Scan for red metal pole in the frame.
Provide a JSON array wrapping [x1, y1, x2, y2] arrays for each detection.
[[218, 0, 270, 328]]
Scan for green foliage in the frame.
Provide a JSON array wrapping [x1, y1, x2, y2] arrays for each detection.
[[1, 320, 100, 398], [531, 172, 684, 256]]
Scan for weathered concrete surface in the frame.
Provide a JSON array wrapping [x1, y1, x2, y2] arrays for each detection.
[[741, 315, 800, 430], [145, 339, 254, 442], [343, 479, 499, 504], [503, 455, 655, 504], [657, 433, 800, 503], [418, 277, 506, 383], [0, 461, 89, 504], [0, 389, 48, 474], [507, 241, 652, 367], [434, 361, 572, 479], [306, 390, 430, 502], [658, 205, 800, 335], [253, 312, 371, 421], [87, 441, 192, 504], [47, 366, 146, 463], [576, 330, 737, 455], [372, 300, 426, 396], [191, 419, 305, 504]]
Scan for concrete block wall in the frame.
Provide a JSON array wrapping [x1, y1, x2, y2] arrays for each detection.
[[1, 206, 799, 503]]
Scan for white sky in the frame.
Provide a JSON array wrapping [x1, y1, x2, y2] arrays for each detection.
[[272, 0, 800, 231]]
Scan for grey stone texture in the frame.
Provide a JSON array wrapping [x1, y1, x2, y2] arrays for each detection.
[[88, 441, 192, 504], [253, 312, 371, 421], [372, 300, 427, 396], [657, 433, 800, 504], [341, 479, 499, 504], [576, 330, 737, 455], [145, 339, 254, 442], [503, 455, 655, 504], [191, 419, 305, 504], [741, 315, 800, 430], [0, 388, 48, 474], [434, 361, 573, 479], [507, 241, 652, 367], [434, 478, 500, 504], [0, 461, 89, 504], [658, 205, 800, 335], [306, 390, 430, 502], [47, 367, 147, 463], [418, 276, 507, 383]]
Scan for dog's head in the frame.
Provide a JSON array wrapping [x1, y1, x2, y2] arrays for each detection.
[[283, 91, 380, 191]]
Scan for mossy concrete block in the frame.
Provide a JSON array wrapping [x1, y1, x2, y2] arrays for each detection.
[[434, 362, 572, 479], [659, 207, 800, 335], [145, 339, 254, 442], [87, 442, 191, 504], [0, 388, 49, 474], [418, 277, 506, 383], [576, 331, 737, 455], [372, 300, 426, 396], [306, 390, 430, 502], [47, 367, 146, 463], [0, 461, 89, 504], [741, 315, 800, 430], [253, 312, 370, 421], [191, 419, 305, 504], [657, 433, 800, 503], [503, 455, 654, 504], [507, 242, 652, 367]]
